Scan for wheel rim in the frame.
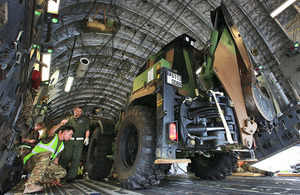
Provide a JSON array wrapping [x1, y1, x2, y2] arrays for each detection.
[[195, 153, 218, 168], [121, 122, 138, 168]]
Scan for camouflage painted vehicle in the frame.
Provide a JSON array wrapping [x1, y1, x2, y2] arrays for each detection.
[[87, 3, 300, 189]]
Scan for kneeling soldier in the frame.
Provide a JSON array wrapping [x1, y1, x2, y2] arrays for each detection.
[[23, 119, 74, 194]]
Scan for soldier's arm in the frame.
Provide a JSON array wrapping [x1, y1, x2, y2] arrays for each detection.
[[21, 132, 36, 143], [53, 151, 63, 164], [85, 120, 90, 139], [47, 119, 69, 137], [85, 130, 90, 139], [53, 158, 59, 164], [21, 137, 36, 143]]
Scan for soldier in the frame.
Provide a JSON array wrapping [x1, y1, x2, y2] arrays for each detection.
[[16, 89, 34, 138], [23, 119, 74, 194], [20, 122, 45, 159], [236, 161, 274, 176], [76, 161, 85, 179], [59, 106, 90, 183]]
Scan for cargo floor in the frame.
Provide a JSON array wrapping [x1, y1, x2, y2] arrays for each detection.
[[6, 174, 300, 195]]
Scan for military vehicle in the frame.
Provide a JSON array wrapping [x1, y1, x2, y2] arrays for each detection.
[[86, 3, 300, 189], [0, 1, 299, 194]]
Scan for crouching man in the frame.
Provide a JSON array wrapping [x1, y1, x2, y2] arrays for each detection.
[[23, 119, 74, 194]]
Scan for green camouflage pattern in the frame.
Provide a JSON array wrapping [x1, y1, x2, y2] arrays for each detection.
[[16, 89, 34, 137], [19, 129, 40, 159], [235, 161, 267, 175], [19, 146, 32, 160], [24, 151, 66, 186]]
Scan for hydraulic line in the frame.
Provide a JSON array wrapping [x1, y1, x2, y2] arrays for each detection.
[[208, 90, 234, 144]]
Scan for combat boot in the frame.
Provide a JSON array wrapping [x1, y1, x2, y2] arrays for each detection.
[[265, 171, 274, 177], [23, 183, 44, 194], [66, 178, 75, 183]]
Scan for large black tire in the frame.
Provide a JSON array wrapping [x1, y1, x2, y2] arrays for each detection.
[[161, 164, 172, 174], [188, 152, 237, 180], [115, 105, 165, 189], [86, 128, 114, 180]]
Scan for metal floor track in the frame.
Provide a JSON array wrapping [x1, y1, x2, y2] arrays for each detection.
[[6, 174, 300, 195]]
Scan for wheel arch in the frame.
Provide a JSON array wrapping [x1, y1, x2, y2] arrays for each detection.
[[126, 94, 156, 111]]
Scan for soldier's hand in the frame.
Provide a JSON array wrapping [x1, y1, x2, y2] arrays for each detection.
[[61, 118, 69, 126], [84, 138, 89, 146], [51, 179, 62, 186], [29, 139, 36, 144], [53, 158, 59, 164]]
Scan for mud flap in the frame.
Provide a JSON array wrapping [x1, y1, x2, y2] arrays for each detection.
[[254, 104, 300, 161]]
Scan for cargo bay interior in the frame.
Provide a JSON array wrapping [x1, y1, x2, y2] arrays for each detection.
[[0, 0, 300, 194]]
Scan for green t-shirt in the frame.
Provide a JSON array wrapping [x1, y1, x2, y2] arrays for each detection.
[[66, 116, 89, 138]]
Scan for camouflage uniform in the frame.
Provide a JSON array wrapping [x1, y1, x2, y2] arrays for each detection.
[[19, 128, 40, 159], [16, 89, 34, 136], [24, 151, 66, 186], [19, 145, 32, 160], [236, 161, 267, 175], [23, 133, 66, 187]]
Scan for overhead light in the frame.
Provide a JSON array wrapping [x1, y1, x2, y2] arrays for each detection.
[[35, 11, 41, 16], [270, 0, 296, 18], [76, 57, 90, 77], [50, 69, 60, 85], [51, 17, 59, 23], [64, 76, 74, 92], [289, 41, 300, 53], [46, 0, 60, 23], [42, 42, 54, 53], [47, 0, 61, 14], [41, 53, 51, 81], [30, 48, 35, 59]]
